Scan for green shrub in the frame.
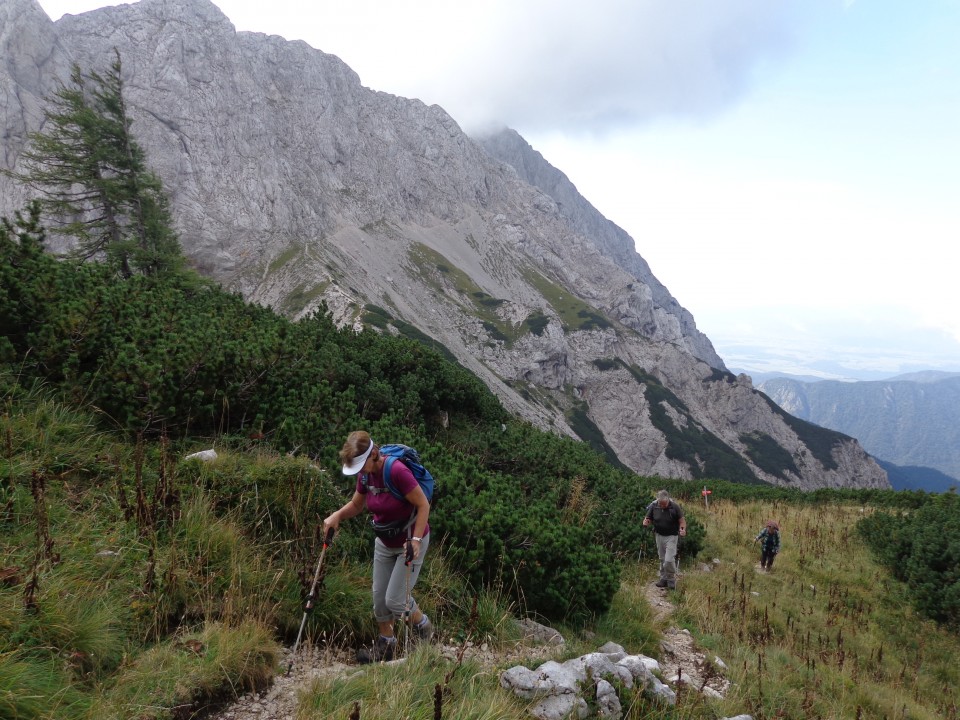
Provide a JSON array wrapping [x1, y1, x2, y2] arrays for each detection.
[[740, 430, 799, 480], [523, 311, 550, 336], [858, 492, 960, 627]]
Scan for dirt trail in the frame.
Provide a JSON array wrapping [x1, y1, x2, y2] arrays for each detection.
[[206, 569, 728, 719], [204, 637, 559, 720], [642, 568, 731, 699]]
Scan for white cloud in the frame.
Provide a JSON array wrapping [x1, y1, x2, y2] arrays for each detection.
[[377, 0, 805, 134]]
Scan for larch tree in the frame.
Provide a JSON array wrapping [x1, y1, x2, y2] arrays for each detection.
[[10, 50, 182, 278]]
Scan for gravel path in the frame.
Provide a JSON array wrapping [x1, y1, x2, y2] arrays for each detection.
[[643, 567, 731, 699], [205, 645, 359, 720], [207, 566, 728, 719], [203, 637, 558, 720]]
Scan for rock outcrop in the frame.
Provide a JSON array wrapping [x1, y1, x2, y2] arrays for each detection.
[[0, 0, 889, 489]]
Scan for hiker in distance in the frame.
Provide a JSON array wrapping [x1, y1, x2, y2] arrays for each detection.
[[754, 520, 781, 572], [323, 430, 433, 663], [642, 489, 687, 589]]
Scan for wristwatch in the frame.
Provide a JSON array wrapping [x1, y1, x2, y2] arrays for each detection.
[[412, 536, 422, 542]]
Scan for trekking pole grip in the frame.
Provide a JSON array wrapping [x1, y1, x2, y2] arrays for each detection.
[[404, 539, 414, 566], [324, 526, 335, 546]]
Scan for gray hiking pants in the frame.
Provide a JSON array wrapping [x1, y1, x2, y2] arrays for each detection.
[[372, 534, 430, 623], [655, 533, 679, 583]]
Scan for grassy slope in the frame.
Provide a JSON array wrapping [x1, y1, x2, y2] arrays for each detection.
[[672, 499, 960, 719], [293, 500, 960, 720], [3, 390, 960, 720]]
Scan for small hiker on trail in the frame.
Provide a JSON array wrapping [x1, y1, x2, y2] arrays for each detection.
[[323, 431, 433, 663], [754, 520, 781, 571], [643, 489, 686, 589]]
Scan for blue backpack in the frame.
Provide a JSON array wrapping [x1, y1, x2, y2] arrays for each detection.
[[368, 444, 435, 503]]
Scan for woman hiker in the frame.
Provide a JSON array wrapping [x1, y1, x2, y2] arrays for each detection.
[[754, 520, 781, 571], [323, 430, 433, 662]]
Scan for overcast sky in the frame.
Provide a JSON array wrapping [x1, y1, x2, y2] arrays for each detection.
[[37, 0, 960, 380]]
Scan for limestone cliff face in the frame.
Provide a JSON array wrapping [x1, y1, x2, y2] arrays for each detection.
[[475, 129, 723, 369], [0, 0, 889, 490]]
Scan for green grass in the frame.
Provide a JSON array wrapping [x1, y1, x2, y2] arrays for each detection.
[[267, 243, 303, 275], [0, 650, 90, 720], [673, 500, 960, 719], [91, 621, 278, 719], [4, 381, 960, 720], [281, 281, 328, 316], [298, 644, 531, 720], [406, 243, 525, 344], [521, 267, 612, 333], [740, 430, 800, 480]]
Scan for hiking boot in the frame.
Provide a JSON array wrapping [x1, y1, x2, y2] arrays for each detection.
[[413, 615, 434, 644], [667, 581, 676, 589], [655, 579, 668, 588], [357, 636, 396, 664]]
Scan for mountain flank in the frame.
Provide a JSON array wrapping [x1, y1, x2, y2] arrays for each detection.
[[759, 374, 960, 485], [0, 0, 888, 489]]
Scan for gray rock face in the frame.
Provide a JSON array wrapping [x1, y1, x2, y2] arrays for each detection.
[[476, 128, 723, 368], [0, 0, 889, 490]]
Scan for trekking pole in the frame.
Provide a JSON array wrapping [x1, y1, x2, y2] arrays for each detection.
[[288, 526, 335, 675], [403, 537, 414, 658]]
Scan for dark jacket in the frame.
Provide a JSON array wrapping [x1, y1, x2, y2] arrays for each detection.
[[755, 528, 781, 554], [645, 500, 684, 536]]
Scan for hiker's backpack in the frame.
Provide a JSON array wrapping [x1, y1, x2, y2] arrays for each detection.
[[367, 444, 435, 503]]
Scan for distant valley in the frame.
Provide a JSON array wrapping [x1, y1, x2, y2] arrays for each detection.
[[755, 370, 960, 492]]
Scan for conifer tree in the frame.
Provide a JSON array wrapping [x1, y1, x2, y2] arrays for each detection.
[[11, 50, 182, 277]]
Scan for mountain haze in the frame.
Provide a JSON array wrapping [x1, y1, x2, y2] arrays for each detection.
[[0, 0, 888, 490], [760, 374, 960, 485]]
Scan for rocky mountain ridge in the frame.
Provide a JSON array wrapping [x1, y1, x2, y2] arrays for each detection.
[[760, 374, 960, 484], [0, 0, 889, 489]]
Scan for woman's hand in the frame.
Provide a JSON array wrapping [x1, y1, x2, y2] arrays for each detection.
[[325, 492, 365, 535], [322, 512, 339, 536]]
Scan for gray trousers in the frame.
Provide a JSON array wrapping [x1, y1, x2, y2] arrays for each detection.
[[371, 534, 430, 623], [655, 533, 679, 582]]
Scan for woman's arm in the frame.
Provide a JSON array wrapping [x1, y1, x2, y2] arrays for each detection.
[[404, 485, 431, 559], [323, 491, 365, 534]]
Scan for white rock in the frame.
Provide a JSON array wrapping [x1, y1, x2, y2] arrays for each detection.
[[596, 679, 622, 719], [184, 448, 218, 462]]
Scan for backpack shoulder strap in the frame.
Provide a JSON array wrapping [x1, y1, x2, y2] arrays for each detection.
[[360, 471, 391, 495], [382, 455, 403, 500]]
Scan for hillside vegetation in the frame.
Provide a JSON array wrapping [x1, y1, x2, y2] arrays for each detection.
[[3, 376, 959, 719], [3, 62, 958, 716], [759, 375, 960, 485], [3, 205, 960, 718]]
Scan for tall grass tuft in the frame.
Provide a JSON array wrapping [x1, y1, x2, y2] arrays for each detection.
[[28, 579, 128, 678], [146, 494, 290, 636], [0, 650, 90, 720], [91, 620, 279, 719], [591, 564, 659, 658], [298, 644, 530, 720]]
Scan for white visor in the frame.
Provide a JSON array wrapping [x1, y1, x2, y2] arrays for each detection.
[[342, 442, 374, 475]]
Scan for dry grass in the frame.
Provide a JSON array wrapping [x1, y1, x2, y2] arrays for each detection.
[[672, 499, 960, 719]]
